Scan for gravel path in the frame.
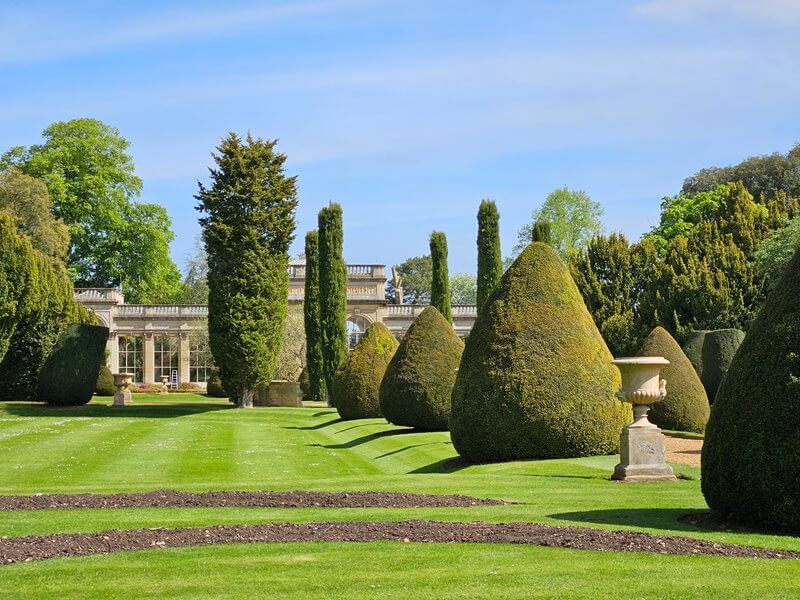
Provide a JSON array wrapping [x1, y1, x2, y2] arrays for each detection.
[[665, 436, 703, 467]]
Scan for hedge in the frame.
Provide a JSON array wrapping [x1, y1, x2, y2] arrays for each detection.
[[682, 328, 745, 402], [450, 242, 630, 462], [636, 327, 709, 433], [379, 306, 463, 430], [36, 324, 109, 406], [95, 364, 116, 396], [702, 244, 800, 530], [334, 322, 398, 420]]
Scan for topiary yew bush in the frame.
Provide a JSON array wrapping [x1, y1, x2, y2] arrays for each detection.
[[702, 244, 800, 530], [334, 322, 398, 420], [94, 364, 116, 396], [36, 324, 109, 406], [450, 242, 630, 462], [206, 370, 228, 398], [682, 328, 745, 402], [682, 330, 707, 381], [379, 306, 463, 431], [636, 327, 709, 433]]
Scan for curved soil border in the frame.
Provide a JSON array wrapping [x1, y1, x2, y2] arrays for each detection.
[[1, 520, 795, 564], [0, 491, 505, 511]]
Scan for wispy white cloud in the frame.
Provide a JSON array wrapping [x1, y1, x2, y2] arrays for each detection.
[[634, 0, 800, 26], [0, 0, 369, 65]]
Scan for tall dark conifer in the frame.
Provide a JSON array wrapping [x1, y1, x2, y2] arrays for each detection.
[[430, 231, 452, 324], [303, 230, 325, 403], [196, 133, 297, 407], [476, 200, 501, 314], [318, 203, 348, 404]]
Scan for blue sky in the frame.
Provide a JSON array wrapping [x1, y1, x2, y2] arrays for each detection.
[[2, 0, 799, 274]]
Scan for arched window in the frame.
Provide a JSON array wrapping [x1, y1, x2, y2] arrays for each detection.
[[346, 315, 370, 350]]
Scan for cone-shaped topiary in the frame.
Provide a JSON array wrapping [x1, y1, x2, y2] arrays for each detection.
[[702, 245, 800, 530], [334, 322, 398, 420], [379, 306, 463, 430], [36, 324, 109, 406], [682, 329, 745, 402], [450, 242, 630, 462], [94, 365, 116, 396], [682, 331, 707, 382], [636, 327, 709, 433]]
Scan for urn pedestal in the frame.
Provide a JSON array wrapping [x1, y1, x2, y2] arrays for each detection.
[[159, 375, 170, 395], [112, 373, 134, 407], [611, 357, 677, 482]]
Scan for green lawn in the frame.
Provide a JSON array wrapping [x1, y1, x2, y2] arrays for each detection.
[[0, 395, 798, 599]]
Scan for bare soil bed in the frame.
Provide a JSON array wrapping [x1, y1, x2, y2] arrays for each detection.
[[2, 520, 795, 564], [0, 490, 506, 511]]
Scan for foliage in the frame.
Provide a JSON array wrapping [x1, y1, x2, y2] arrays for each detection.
[[682, 331, 707, 382], [513, 187, 604, 260], [303, 230, 325, 402], [36, 324, 108, 406], [636, 327, 709, 433], [683, 329, 745, 403], [754, 215, 800, 289], [174, 237, 209, 304], [531, 220, 552, 244], [0, 213, 34, 362], [702, 244, 800, 530], [206, 372, 228, 398], [449, 273, 477, 305], [386, 255, 431, 304], [196, 133, 297, 406], [333, 322, 398, 420], [0, 167, 69, 260], [95, 365, 116, 396], [318, 203, 348, 403], [380, 306, 463, 431], [429, 231, 451, 323], [275, 306, 305, 382], [450, 242, 630, 462], [682, 143, 800, 201], [298, 366, 311, 401], [2, 118, 183, 302], [476, 199, 502, 314]]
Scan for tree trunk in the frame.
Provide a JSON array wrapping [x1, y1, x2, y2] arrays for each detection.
[[238, 388, 254, 408]]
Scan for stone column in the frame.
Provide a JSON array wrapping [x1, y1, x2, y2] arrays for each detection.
[[108, 333, 119, 372], [143, 332, 155, 385], [179, 332, 190, 384]]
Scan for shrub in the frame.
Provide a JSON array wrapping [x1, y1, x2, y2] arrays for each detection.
[[334, 322, 398, 420], [450, 242, 630, 462], [682, 330, 707, 381], [206, 372, 228, 398], [36, 324, 109, 406], [379, 306, 463, 430], [0, 213, 35, 364], [95, 365, 115, 396], [298, 366, 310, 401], [636, 327, 709, 432], [177, 382, 202, 392], [130, 383, 159, 394], [682, 328, 745, 402], [702, 244, 800, 530]]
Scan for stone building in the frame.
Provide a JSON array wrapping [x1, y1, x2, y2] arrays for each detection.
[[75, 261, 477, 387]]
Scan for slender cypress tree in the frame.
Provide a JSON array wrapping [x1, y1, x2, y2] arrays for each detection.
[[532, 220, 552, 245], [318, 203, 348, 404], [430, 231, 452, 323], [476, 200, 502, 314], [196, 133, 297, 407], [303, 230, 325, 403]]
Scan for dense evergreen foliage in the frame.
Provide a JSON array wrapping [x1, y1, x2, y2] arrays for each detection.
[[318, 203, 348, 403], [683, 329, 745, 402], [451, 242, 630, 462], [380, 307, 463, 431], [206, 371, 227, 398], [303, 230, 325, 402], [333, 322, 398, 420], [476, 200, 502, 315], [531, 220, 552, 244], [95, 365, 116, 396], [0, 213, 33, 362], [429, 231, 452, 324], [36, 324, 108, 406], [636, 327, 709, 432], [702, 244, 800, 530], [196, 133, 297, 407]]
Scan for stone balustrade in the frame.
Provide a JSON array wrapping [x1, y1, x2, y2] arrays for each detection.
[[116, 305, 209, 318]]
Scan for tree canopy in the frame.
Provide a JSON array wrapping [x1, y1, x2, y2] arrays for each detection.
[[386, 255, 432, 304]]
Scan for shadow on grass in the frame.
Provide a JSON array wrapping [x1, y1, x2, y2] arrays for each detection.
[[284, 417, 343, 431], [409, 456, 472, 474], [2, 402, 232, 419], [374, 441, 451, 459], [550, 508, 712, 534], [308, 428, 416, 449]]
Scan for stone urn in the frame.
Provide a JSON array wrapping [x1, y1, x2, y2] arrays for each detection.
[[611, 357, 676, 482], [159, 375, 170, 395], [112, 373, 134, 407]]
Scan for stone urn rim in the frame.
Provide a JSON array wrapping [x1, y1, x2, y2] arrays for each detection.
[[611, 357, 670, 367]]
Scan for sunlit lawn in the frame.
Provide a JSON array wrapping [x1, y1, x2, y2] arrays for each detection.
[[0, 395, 798, 599]]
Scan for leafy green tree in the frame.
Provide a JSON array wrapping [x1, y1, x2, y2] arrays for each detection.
[[754, 215, 800, 288], [430, 231, 451, 323], [476, 200, 501, 313], [2, 118, 182, 302], [318, 203, 348, 404], [0, 168, 69, 260], [386, 255, 432, 304], [513, 187, 604, 260], [0, 213, 35, 362], [450, 273, 477, 304], [196, 133, 297, 407], [303, 230, 325, 402], [644, 185, 730, 253]]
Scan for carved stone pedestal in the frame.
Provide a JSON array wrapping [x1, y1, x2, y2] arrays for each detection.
[[159, 375, 170, 395], [612, 426, 676, 482], [112, 373, 134, 407]]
